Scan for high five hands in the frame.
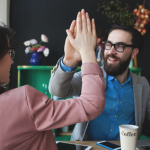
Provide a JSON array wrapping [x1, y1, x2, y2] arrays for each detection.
[[64, 9, 101, 65]]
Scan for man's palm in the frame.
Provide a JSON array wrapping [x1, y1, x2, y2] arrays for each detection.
[[64, 36, 81, 62]]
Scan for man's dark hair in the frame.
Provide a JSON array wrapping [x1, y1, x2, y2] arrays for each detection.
[[108, 25, 143, 52], [0, 23, 15, 60]]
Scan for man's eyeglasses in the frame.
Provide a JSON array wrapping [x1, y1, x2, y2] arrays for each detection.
[[6, 48, 15, 60], [103, 41, 134, 53]]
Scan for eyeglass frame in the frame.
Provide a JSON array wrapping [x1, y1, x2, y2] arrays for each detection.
[[103, 41, 135, 53], [5, 47, 15, 60]]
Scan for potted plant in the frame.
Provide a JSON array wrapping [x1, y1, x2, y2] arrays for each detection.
[[24, 34, 49, 65]]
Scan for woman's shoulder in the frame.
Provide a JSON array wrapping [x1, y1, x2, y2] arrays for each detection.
[[0, 85, 36, 98]]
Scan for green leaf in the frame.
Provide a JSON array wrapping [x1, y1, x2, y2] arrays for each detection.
[[32, 44, 41, 48], [96, 0, 134, 25]]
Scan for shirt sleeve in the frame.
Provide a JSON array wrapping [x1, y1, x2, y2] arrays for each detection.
[[60, 57, 77, 72]]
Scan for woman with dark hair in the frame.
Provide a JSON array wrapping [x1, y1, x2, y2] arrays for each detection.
[[0, 24, 15, 94], [0, 10, 105, 150]]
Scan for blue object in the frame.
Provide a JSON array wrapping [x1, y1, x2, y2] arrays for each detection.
[[95, 46, 104, 66], [96, 141, 121, 150], [60, 57, 77, 72], [26, 52, 43, 65]]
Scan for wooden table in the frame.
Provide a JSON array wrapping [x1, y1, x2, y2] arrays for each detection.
[[63, 141, 120, 150]]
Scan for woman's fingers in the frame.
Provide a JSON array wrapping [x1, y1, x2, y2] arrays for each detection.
[[73, 25, 77, 37], [76, 9, 93, 34], [81, 9, 87, 33], [86, 12, 91, 33], [92, 18, 96, 36], [77, 12, 82, 33]]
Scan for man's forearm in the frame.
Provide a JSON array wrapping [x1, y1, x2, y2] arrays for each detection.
[[49, 59, 81, 98]]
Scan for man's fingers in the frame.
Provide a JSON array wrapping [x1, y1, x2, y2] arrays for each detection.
[[66, 29, 75, 44], [69, 20, 76, 33]]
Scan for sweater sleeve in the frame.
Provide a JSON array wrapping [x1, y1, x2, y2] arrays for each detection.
[[49, 57, 82, 98]]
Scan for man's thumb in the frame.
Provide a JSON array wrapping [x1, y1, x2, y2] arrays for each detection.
[[66, 29, 74, 44]]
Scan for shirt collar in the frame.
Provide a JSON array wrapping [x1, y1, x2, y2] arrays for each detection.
[[107, 71, 132, 84]]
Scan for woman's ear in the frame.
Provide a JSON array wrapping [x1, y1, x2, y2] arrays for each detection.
[[131, 48, 139, 59]]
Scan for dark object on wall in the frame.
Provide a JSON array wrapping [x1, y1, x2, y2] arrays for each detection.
[[145, 0, 150, 10]]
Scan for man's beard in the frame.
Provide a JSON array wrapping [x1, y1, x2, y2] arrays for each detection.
[[104, 53, 132, 76]]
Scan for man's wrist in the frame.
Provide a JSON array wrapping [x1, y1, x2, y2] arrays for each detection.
[[60, 57, 77, 72], [63, 57, 79, 67]]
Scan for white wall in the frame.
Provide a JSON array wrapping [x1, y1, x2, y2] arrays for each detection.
[[0, 0, 11, 25]]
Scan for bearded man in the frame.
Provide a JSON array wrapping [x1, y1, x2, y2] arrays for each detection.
[[49, 24, 150, 141]]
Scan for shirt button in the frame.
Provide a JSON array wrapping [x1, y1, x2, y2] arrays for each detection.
[[120, 101, 122, 104], [120, 86, 122, 88], [110, 129, 113, 131], [115, 115, 117, 117]]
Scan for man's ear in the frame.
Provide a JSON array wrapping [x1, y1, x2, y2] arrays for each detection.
[[131, 48, 139, 59]]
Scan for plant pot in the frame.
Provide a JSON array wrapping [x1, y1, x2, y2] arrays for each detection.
[[26, 52, 43, 65]]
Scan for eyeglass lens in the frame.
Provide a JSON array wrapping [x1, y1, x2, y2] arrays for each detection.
[[9, 49, 15, 59], [104, 42, 124, 52]]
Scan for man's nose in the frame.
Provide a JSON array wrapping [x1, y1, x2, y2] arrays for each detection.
[[109, 45, 117, 55]]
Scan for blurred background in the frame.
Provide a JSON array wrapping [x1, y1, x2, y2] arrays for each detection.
[[0, 0, 149, 88]]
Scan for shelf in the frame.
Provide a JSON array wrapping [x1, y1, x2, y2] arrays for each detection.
[[17, 66, 53, 99], [55, 135, 71, 141], [17, 65, 53, 70], [58, 132, 72, 136]]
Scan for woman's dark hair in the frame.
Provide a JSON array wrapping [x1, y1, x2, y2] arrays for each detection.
[[0, 87, 6, 94], [0, 23, 15, 60], [0, 23, 15, 94], [108, 25, 143, 52]]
